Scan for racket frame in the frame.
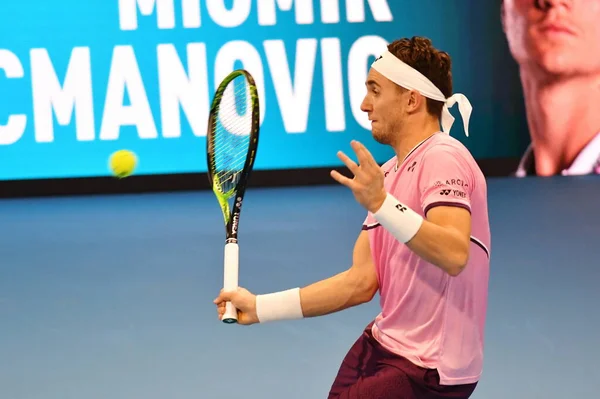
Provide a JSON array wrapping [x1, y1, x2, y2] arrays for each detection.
[[206, 69, 260, 324]]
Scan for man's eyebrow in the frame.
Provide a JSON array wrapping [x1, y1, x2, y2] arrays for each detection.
[[366, 79, 380, 87]]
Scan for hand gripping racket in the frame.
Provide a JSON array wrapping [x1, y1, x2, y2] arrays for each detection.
[[206, 69, 260, 324]]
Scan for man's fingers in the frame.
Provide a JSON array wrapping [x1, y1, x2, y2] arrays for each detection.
[[352, 141, 378, 170], [214, 290, 234, 304], [336, 151, 359, 175], [330, 170, 355, 188], [216, 299, 225, 320], [351, 141, 368, 165]]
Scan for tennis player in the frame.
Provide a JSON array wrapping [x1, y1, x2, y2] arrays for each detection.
[[214, 36, 491, 399], [501, 0, 600, 176]]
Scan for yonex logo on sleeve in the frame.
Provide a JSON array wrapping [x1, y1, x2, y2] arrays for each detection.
[[395, 204, 407, 212]]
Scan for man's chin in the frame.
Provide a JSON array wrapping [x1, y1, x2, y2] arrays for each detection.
[[372, 130, 391, 145], [529, 46, 589, 76]]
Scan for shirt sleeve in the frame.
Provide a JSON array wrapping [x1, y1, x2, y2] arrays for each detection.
[[418, 145, 475, 216]]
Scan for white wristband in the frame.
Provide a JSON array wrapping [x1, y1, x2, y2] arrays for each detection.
[[256, 287, 304, 323], [373, 192, 424, 243]]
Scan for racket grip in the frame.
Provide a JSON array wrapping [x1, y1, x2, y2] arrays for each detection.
[[222, 242, 239, 324]]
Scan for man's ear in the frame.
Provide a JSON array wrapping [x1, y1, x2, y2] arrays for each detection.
[[407, 90, 423, 113]]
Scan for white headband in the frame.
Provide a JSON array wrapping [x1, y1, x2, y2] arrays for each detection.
[[371, 50, 472, 137]]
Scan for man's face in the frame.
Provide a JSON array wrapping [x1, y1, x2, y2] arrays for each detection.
[[502, 0, 600, 76], [360, 69, 408, 145]]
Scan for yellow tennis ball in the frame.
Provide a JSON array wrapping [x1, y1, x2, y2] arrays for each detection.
[[109, 149, 137, 178]]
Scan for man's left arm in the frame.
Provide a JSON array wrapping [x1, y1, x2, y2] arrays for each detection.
[[372, 146, 474, 276]]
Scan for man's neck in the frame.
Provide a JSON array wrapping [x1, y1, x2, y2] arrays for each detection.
[[519, 66, 600, 176], [392, 118, 440, 166]]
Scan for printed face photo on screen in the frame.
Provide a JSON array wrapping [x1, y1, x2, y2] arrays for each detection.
[[500, 0, 600, 177], [501, 0, 600, 75]]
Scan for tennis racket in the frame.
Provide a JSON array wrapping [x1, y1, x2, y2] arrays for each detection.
[[206, 69, 260, 324]]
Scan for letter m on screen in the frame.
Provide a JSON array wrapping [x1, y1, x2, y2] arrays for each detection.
[[118, 0, 176, 30]]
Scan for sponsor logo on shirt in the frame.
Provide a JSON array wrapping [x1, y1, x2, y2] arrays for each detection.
[[446, 178, 469, 188], [440, 189, 467, 198]]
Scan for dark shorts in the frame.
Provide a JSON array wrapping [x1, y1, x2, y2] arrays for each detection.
[[327, 322, 478, 399]]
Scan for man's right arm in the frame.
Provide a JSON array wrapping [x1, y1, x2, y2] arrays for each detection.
[[214, 230, 378, 324], [251, 230, 378, 324], [299, 230, 378, 318]]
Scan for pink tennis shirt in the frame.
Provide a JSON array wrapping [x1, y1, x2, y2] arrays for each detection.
[[362, 132, 491, 386]]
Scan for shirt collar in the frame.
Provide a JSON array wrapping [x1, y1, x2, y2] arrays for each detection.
[[516, 132, 600, 177], [394, 132, 441, 172]]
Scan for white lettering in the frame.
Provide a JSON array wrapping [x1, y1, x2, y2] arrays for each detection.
[[348, 35, 388, 130], [231, 213, 239, 234], [214, 41, 266, 125], [0, 50, 27, 145], [346, 0, 393, 23], [157, 43, 210, 138], [264, 39, 317, 133], [320, 38, 345, 132], [206, 0, 252, 28], [116, 0, 385, 29], [321, 0, 340, 23], [30, 47, 95, 143], [183, 0, 201, 28], [258, 0, 314, 25], [99, 46, 157, 140], [118, 0, 175, 30]]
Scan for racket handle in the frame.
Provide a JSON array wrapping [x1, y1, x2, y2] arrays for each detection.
[[222, 242, 239, 324]]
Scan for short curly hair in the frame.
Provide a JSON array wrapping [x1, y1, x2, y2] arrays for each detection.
[[387, 36, 453, 119]]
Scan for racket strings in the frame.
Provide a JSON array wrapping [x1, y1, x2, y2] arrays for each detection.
[[210, 76, 254, 194]]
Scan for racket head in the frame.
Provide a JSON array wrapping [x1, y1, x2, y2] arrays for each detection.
[[206, 69, 260, 237]]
